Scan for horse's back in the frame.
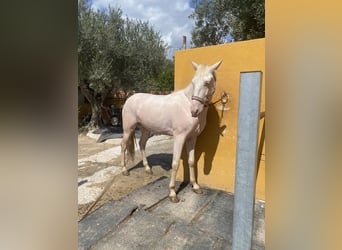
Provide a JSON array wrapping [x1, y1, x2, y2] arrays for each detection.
[[123, 93, 169, 114], [123, 92, 186, 112]]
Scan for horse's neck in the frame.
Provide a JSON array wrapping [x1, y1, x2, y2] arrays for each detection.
[[182, 83, 194, 101]]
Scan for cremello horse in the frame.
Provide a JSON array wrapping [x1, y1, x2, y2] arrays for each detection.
[[121, 60, 222, 202]]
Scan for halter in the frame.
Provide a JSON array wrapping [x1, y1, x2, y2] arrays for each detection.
[[191, 95, 211, 107]]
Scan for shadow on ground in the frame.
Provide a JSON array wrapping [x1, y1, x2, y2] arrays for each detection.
[[129, 153, 173, 173]]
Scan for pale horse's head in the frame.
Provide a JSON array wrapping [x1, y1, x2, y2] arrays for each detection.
[[190, 60, 222, 117]]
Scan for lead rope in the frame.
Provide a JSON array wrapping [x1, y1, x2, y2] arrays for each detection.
[[209, 91, 230, 106], [79, 134, 138, 222], [79, 171, 119, 222]]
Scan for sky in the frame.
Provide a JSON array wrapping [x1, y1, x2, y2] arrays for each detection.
[[91, 0, 196, 58]]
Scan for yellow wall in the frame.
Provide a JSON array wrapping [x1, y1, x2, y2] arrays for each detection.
[[174, 38, 265, 200]]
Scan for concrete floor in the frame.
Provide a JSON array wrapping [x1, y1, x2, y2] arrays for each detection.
[[79, 176, 265, 250]]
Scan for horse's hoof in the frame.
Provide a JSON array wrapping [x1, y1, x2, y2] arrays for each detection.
[[122, 170, 129, 176], [192, 188, 203, 194], [169, 195, 180, 203], [145, 169, 153, 175]]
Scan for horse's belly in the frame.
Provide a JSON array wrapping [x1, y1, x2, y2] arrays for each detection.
[[137, 118, 174, 136]]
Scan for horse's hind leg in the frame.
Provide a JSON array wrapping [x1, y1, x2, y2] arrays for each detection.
[[186, 137, 202, 194], [139, 127, 152, 174], [121, 130, 131, 176], [121, 122, 136, 176]]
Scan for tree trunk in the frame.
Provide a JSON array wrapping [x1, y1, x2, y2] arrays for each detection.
[[88, 99, 103, 129], [79, 82, 104, 130]]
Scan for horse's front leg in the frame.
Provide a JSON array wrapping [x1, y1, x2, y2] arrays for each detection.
[[186, 137, 202, 194], [169, 136, 185, 203]]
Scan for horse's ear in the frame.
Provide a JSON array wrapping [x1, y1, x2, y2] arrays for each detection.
[[210, 60, 222, 72], [191, 61, 199, 70]]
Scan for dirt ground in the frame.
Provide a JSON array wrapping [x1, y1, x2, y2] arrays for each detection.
[[78, 132, 174, 221]]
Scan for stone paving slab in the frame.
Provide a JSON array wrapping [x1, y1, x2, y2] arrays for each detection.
[[91, 209, 174, 250], [78, 200, 138, 250], [120, 176, 175, 209], [192, 191, 265, 249], [192, 190, 234, 243], [153, 223, 220, 250], [78, 177, 265, 250], [213, 236, 264, 250], [152, 184, 218, 225], [79, 177, 178, 250]]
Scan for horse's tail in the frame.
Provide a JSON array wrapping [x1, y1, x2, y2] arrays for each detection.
[[126, 133, 135, 162]]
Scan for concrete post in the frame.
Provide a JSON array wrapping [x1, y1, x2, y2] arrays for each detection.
[[232, 71, 262, 250]]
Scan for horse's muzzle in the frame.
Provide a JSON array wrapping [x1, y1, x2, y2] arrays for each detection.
[[191, 108, 200, 117], [191, 111, 199, 117], [191, 101, 203, 117]]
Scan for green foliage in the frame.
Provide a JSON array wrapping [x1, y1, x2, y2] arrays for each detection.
[[148, 59, 174, 92], [189, 0, 264, 47], [189, 0, 233, 46], [78, 0, 170, 94], [78, 0, 173, 127], [157, 59, 174, 91], [78, 0, 120, 96], [230, 0, 265, 40], [119, 18, 167, 92]]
